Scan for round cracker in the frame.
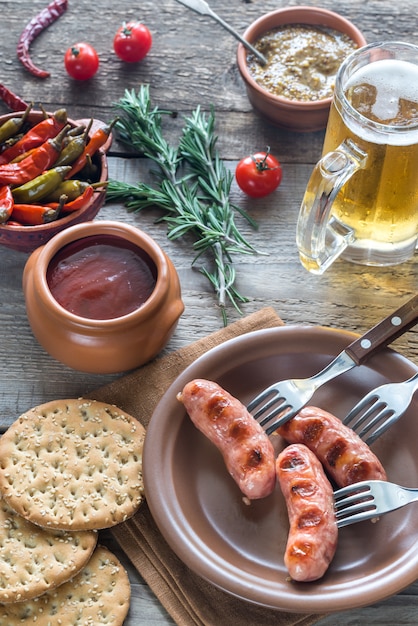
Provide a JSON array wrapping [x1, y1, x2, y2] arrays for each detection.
[[0, 545, 131, 625], [0, 495, 97, 604], [0, 399, 145, 531]]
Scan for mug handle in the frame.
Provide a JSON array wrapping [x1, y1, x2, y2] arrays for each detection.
[[296, 138, 368, 274]]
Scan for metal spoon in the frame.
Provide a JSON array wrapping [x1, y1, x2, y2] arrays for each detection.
[[173, 0, 267, 65]]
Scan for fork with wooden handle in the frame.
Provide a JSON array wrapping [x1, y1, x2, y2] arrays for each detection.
[[247, 293, 418, 435]]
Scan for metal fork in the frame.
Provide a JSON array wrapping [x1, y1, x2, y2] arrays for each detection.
[[247, 293, 418, 435], [343, 372, 418, 446], [334, 479, 418, 528]]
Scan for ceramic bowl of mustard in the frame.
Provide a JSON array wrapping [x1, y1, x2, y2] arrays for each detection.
[[0, 109, 109, 253], [237, 6, 367, 132], [22, 220, 184, 374]]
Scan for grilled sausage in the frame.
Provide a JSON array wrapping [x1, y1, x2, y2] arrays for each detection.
[[277, 406, 387, 487], [178, 379, 276, 500], [277, 443, 338, 582]]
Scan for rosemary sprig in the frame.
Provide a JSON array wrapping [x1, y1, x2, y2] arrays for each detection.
[[106, 86, 260, 324]]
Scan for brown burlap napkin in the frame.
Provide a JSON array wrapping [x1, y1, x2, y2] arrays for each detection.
[[91, 307, 324, 626]]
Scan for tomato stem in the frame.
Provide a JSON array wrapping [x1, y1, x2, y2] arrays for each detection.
[[252, 146, 279, 171]]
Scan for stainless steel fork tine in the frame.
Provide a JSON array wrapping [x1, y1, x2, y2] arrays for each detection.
[[357, 407, 395, 442], [247, 386, 278, 413], [257, 402, 291, 427], [353, 404, 392, 435], [335, 499, 376, 519], [363, 410, 397, 445], [336, 508, 379, 527], [343, 372, 418, 446], [254, 402, 295, 433], [334, 480, 418, 528], [334, 489, 373, 512], [333, 482, 371, 504], [343, 395, 383, 428], [247, 386, 297, 432], [334, 483, 377, 527], [264, 408, 297, 435], [248, 394, 282, 419]]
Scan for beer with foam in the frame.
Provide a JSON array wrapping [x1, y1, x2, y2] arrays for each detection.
[[323, 57, 418, 262], [297, 43, 418, 273]]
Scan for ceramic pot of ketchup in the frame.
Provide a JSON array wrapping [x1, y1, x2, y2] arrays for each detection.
[[23, 221, 184, 373]]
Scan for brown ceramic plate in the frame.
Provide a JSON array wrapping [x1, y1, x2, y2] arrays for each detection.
[[143, 326, 418, 612]]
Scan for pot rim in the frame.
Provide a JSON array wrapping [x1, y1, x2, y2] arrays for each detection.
[[237, 5, 367, 110], [30, 220, 171, 328]]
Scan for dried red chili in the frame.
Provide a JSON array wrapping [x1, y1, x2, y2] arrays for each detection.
[[0, 84, 29, 112], [0, 186, 14, 223], [0, 109, 67, 165], [0, 124, 69, 186], [17, 0, 68, 79]]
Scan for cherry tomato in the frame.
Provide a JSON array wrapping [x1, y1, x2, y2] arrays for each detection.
[[113, 22, 152, 63], [235, 149, 282, 198], [64, 43, 99, 80]]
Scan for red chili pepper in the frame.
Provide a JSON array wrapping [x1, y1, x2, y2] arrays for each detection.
[[0, 84, 29, 112], [0, 124, 69, 186], [4, 220, 23, 226], [47, 185, 94, 213], [17, 0, 68, 79], [66, 119, 116, 179], [10, 148, 37, 163], [0, 109, 68, 165], [0, 186, 14, 223], [11, 203, 59, 225]]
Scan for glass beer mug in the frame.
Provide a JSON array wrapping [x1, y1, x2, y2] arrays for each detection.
[[296, 42, 418, 274]]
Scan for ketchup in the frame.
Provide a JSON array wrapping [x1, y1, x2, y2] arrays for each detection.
[[46, 235, 157, 320]]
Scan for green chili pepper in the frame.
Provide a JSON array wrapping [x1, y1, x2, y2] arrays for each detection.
[[54, 135, 86, 167], [0, 103, 33, 144], [11, 166, 72, 203], [43, 179, 106, 202], [66, 124, 86, 137]]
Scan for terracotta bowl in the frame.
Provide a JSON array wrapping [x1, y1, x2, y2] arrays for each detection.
[[0, 110, 109, 253], [22, 221, 184, 374], [237, 6, 367, 132]]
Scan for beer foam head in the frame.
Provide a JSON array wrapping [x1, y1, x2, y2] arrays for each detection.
[[346, 59, 418, 124]]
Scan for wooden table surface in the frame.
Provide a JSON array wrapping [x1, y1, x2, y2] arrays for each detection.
[[0, 0, 417, 624]]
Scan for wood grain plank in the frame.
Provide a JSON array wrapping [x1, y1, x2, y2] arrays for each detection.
[[0, 0, 417, 623]]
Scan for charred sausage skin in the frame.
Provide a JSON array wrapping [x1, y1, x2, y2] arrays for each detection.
[[178, 379, 276, 499], [277, 406, 387, 487], [277, 443, 338, 582]]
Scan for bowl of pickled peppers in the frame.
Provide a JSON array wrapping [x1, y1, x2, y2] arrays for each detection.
[[0, 105, 110, 252]]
